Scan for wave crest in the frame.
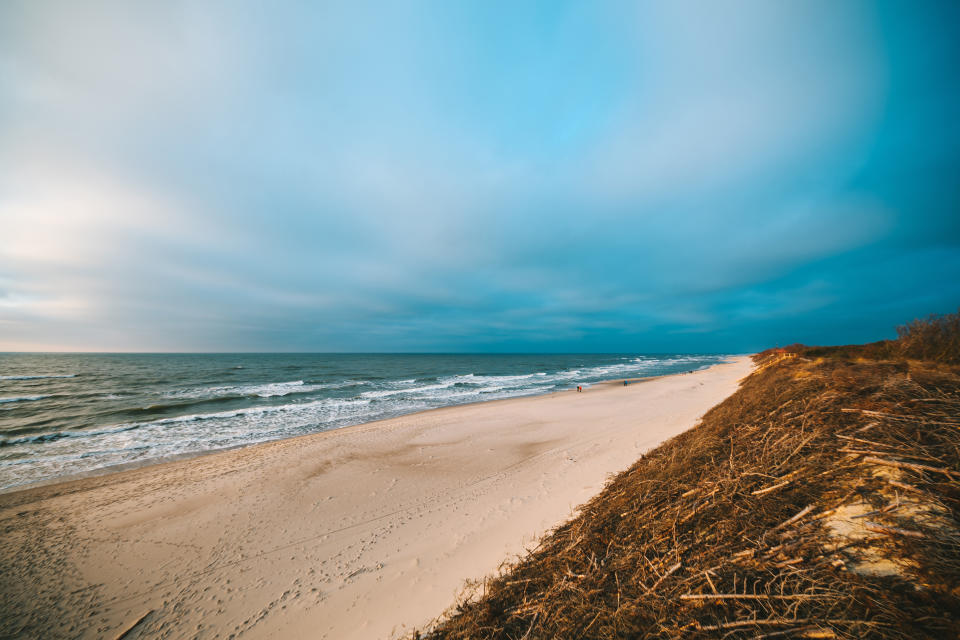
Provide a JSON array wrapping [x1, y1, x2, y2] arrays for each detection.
[[0, 395, 50, 404]]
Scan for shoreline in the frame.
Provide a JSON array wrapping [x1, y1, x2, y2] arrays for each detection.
[[0, 356, 753, 639], [0, 366, 710, 497]]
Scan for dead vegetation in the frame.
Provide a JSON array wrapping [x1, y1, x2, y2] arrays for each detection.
[[789, 309, 960, 365], [417, 315, 960, 639]]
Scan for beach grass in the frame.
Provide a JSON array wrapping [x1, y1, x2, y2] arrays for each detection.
[[420, 312, 960, 639]]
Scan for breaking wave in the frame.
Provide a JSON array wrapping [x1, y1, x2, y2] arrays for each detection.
[[0, 374, 76, 381], [0, 396, 50, 404]]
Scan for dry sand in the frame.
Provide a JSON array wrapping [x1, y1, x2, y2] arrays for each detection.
[[0, 357, 752, 640]]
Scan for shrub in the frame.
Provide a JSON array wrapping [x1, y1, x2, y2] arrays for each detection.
[[895, 309, 960, 365]]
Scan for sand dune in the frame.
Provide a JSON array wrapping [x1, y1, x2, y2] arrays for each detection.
[[0, 357, 752, 639]]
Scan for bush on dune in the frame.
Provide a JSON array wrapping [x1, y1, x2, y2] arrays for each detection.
[[896, 310, 960, 365], [760, 309, 960, 365]]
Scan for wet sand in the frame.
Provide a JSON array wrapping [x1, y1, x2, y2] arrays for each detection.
[[0, 357, 752, 639]]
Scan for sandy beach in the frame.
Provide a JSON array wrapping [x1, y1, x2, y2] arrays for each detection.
[[0, 357, 752, 640]]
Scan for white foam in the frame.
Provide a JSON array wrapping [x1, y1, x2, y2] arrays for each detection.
[[361, 381, 456, 399], [141, 396, 373, 426], [0, 396, 374, 449], [0, 395, 50, 404], [0, 355, 731, 491], [168, 380, 331, 400]]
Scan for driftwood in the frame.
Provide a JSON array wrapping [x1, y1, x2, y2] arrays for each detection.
[[113, 610, 153, 640]]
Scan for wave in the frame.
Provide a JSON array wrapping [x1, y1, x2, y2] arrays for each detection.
[[408, 358, 723, 396], [453, 372, 545, 384], [111, 394, 251, 419], [358, 372, 556, 400], [361, 381, 456, 399], [1, 422, 144, 447], [167, 380, 334, 400], [242, 381, 316, 397], [2, 358, 728, 446], [0, 374, 76, 381], [0, 354, 732, 491], [310, 379, 368, 390], [0, 395, 50, 404], [0, 396, 373, 448]]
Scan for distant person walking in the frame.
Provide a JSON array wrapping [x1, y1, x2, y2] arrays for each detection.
[[577, 385, 582, 393]]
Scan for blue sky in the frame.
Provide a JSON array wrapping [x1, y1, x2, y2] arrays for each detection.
[[1, 1, 958, 352]]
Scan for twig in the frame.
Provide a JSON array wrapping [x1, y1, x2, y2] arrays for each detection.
[[886, 479, 924, 494], [841, 408, 959, 426], [699, 618, 871, 631], [774, 434, 818, 471], [841, 448, 943, 463], [681, 593, 824, 601], [863, 522, 924, 538], [862, 456, 960, 480], [562, 535, 584, 553], [755, 627, 834, 639], [772, 505, 816, 532], [850, 504, 900, 519], [774, 556, 804, 567], [645, 562, 681, 595], [752, 478, 794, 496], [582, 611, 603, 633], [704, 570, 719, 595], [836, 434, 896, 447], [519, 612, 538, 640]]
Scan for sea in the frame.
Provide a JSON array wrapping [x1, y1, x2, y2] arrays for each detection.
[[0, 353, 732, 491]]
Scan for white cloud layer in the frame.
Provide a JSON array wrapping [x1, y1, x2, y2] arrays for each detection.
[[1, 1, 958, 351]]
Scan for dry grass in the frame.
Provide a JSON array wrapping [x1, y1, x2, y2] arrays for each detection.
[[776, 309, 960, 365], [896, 311, 960, 365], [417, 327, 960, 639]]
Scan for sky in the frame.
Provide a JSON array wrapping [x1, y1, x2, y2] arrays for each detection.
[[1, 1, 959, 353]]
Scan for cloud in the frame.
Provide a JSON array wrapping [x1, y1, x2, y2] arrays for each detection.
[[0, 1, 957, 351]]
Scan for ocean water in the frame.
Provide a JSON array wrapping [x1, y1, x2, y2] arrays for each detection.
[[0, 353, 730, 491]]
